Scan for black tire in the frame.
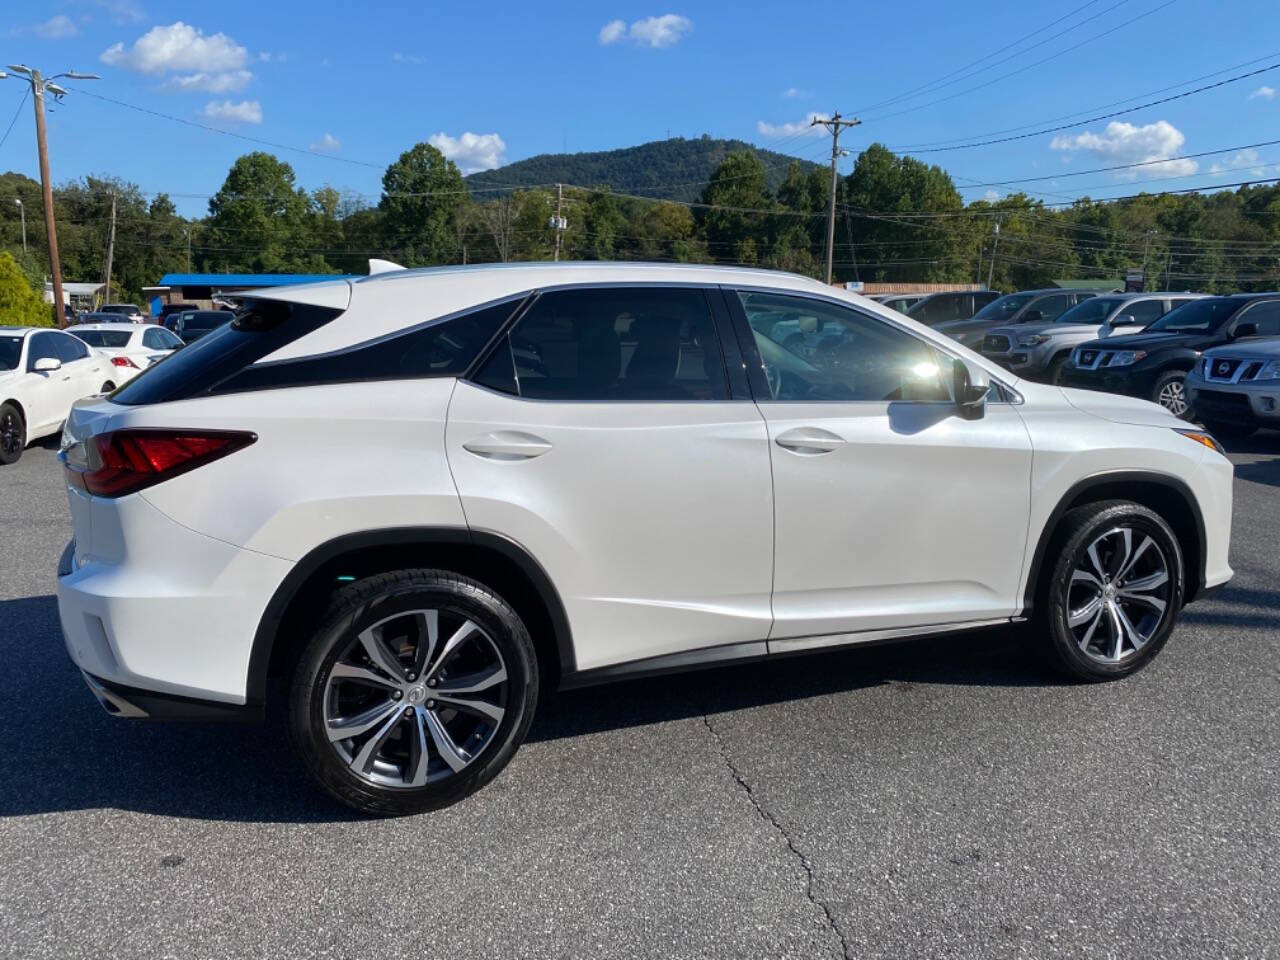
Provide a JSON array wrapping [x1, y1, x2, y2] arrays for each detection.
[[289, 569, 538, 816], [0, 402, 25, 465], [1151, 369, 1191, 419], [1037, 500, 1184, 682], [1202, 419, 1256, 440], [1045, 354, 1069, 386]]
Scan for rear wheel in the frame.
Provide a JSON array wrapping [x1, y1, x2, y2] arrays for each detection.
[[289, 569, 538, 816], [1038, 500, 1184, 681], [0, 403, 25, 465], [1151, 370, 1191, 418]]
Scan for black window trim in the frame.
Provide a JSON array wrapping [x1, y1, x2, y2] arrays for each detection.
[[463, 281, 746, 404], [722, 283, 1020, 406]]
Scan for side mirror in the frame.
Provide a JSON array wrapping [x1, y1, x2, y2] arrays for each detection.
[[1111, 314, 1137, 327], [1021, 309, 1043, 324], [1232, 321, 1258, 339], [952, 358, 989, 420], [33, 357, 62, 373]]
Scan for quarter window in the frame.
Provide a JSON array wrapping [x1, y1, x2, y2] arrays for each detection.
[[483, 287, 728, 401], [737, 291, 952, 403]]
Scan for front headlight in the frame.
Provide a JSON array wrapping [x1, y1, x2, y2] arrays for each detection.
[[1175, 429, 1225, 456], [1017, 334, 1051, 347], [1107, 350, 1147, 366], [1257, 359, 1280, 380]]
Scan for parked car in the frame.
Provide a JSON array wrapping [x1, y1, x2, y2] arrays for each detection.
[[980, 293, 1208, 384], [97, 303, 147, 324], [937, 289, 1100, 348], [57, 262, 1233, 815], [906, 290, 1003, 327], [169, 309, 234, 344], [871, 294, 926, 314], [77, 310, 138, 325], [0, 327, 115, 465], [67, 323, 184, 385], [1062, 293, 1280, 417], [158, 302, 200, 326], [1186, 336, 1280, 438]]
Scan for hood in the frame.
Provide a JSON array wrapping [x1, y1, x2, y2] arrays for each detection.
[[1076, 330, 1197, 352], [1204, 337, 1280, 360], [1059, 386, 1183, 428]]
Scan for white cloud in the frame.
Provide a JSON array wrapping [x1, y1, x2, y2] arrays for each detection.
[[428, 131, 507, 174], [1249, 85, 1276, 101], [598, 14, 692, 48], [162, 69, 252, 93], [598, 20, 626, 44], [101, 21, 248, 74], [88, 0, 147, 23], [1209, 148, 1266, 178], [392, 52, 424, 64], [1050, 120, 1197, 179], [310, 133, 341, 152], [200, 99, 262, 125], [781, 87, 808, 99], [35, 15, 79, 39], [983, 189, 1001, 202], [757, 113, 827, 137]]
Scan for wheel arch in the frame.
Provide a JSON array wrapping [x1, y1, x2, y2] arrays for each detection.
[[1, 396, 25, 422], [1022, 470, 1207, 616], [247, 527, 575, 712]]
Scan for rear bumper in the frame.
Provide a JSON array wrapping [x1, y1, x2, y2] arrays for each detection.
[[56, 492, 294, 710], [79, 668, 260, 722]]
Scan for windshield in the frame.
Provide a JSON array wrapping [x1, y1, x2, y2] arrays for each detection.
[[970, 293, 1033, 323], [1054, 297, 1124, 324], [1146, 299, 1240, 333], [0, 335, 21, 371], [71, 329, 133, 348]]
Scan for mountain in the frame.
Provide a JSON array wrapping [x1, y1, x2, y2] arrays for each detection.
[[464, 136, 822, 203]]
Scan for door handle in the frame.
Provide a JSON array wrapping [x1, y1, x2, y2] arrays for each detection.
[[774, 426, 846, 455], [462, 431, 553, 461], [61, 376, 72, 382]]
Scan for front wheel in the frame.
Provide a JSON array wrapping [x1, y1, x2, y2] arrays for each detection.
[[1045, 354, 1069, 386], [1151, 370, 1191, 419], [0, 402, 25, 465], [1038, 500, 1184, 681], [290, 569, 538, 816]]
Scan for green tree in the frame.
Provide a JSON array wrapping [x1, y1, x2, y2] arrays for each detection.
[[0, 250, 53, 327], [205, 153, 328, 274], [700, 151, 772, 264], [379, 143, 469, 266]]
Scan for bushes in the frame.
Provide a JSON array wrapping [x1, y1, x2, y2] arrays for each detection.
[[0, 250, 53, 327]]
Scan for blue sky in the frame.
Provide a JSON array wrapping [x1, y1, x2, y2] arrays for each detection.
[[3, 0, 1279, 218]]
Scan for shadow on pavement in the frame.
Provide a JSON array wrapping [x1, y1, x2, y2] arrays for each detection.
[[0, 592, 1056, 823]]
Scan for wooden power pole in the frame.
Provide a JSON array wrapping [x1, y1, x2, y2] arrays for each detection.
[[811, 111, 861, 285], [31, 69, 66, 327], [551, 184, 565, 261], [103, 192, 117, 302]]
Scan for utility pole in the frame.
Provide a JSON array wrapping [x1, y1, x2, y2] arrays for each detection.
[[103, 192, 117, 302], [183, 227, 192, 272], [1142, 229, 1157, 290], [2, 65, 100, 327], [12, 199, 25, 252], [811, 111, 861, 285], [986, 220, 1001, 290], [551, 183, 566, 261]]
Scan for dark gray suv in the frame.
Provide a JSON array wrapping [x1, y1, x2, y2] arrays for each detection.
[[936, 289, 1103, 348]]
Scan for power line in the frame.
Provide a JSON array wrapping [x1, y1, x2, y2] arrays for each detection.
[[0, 87, 30, 152]]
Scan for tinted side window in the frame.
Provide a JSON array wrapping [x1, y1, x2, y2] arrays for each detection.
[[1125, 299, 1165, 324], [26, 333, 61, 370], [499, 287, 727, 401], [739, 291, 952, 403], [1238, 300, 1280, 335], [142, 328, 164, 349], [53, 332, 89, 362], [1033, 295, 1070, 321], [212, 299, 517, 395]]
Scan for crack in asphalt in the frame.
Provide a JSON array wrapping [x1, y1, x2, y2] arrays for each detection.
[[701, 713, 853, 960]]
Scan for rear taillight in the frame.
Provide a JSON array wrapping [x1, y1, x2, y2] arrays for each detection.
[[110, 356, 139, 368], [64, 429, 256, 498]]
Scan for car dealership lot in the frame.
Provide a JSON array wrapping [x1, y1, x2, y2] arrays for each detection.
[[1, 440, 1277, 959]]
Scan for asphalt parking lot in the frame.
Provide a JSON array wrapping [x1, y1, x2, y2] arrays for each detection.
[[1, 436, 1278, 960]]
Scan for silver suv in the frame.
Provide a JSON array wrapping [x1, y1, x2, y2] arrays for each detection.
[[1187, 335, 1280, 438], [980, 293, 1207, 383]]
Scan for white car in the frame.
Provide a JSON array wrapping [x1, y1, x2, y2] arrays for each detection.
[[0, 326, 116, 465], [56, 263, 1235, 815], [67, 323, 184, 385]]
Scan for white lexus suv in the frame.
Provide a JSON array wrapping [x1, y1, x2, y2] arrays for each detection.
[[56, 263, 1234, 815]]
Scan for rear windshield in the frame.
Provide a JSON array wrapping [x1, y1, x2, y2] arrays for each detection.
[[1146, 298, 1242, 333], [71, 329, 133, 348], [0, 335, 21, 371], [112, 300, 344, 405]]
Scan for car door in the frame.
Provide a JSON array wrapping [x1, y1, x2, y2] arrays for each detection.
[[51, 331, 104, 399], [22, 332, 75, 433], [727, 287, 1034, 649], [446, 285, 775, 673]]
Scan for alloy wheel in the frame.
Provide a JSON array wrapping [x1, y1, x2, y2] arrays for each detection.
[[1, 411, 20, 458], [1156, 378, 1188, 416], [1066, 526, 1172, 665], [322, 608, 508, 789]]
